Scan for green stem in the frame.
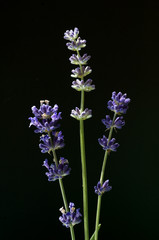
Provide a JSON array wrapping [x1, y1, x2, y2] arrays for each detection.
[[76, 48, 89, 240], [80, 117, 89, 240], [94, 112, 116, 240], [48, 135, 69, 210], [48, 132, 76, 240]]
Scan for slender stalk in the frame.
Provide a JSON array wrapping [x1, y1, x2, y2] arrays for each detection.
[[100, 113, 116, 184], [52, 149, 69, 211], [48, 132, 76, 240], [80, 117, 89, 240], [76, 48, 89, 240], [94, 112, 116, 240]]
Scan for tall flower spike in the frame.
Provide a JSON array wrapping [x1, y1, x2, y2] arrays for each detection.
[[64, 28, 93, 240]]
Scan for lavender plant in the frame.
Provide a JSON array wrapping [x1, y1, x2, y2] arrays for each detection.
[[29, 28, 130, 240]]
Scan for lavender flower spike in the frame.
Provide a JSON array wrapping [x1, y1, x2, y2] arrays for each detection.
[[98, 135, 119, 152], [59, 202, 82, 228], [94, 180, 112, 195], [71, 107, 92, 120]]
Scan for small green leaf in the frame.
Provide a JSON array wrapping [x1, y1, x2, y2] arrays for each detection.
[[90, 224, 101, 240]]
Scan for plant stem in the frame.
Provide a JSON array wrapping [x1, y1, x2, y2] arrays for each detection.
[[94, 112, 116, 240], [76, 48, 89, 240], [53, 149, 69, 211], [48, 132, 76, 240], [80, 117, 89, 240]]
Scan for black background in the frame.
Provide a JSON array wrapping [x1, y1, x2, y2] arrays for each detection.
[[1, 1, 159, 240]]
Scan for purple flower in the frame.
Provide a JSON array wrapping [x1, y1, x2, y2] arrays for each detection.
[[94, 180, 112, 195], [43, 158, 71, 181], [39, 131, 64, 153], [59, 202, 82, 228], [69, 53, 91, 65], [102, 115, 125, 130], [39, 134, 52, 153], [71, 66, 92, 78], [98, 136, 119, 151], [29, 100, 62, 133], [64, 27, 79, 41], [71, 107, 92, 120], [31, 100, 58, 119], [71, 79, 95, 92], [107, 91, 130, 114], [66, 37, 86, 51]]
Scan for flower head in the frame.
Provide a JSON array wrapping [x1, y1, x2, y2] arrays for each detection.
[[107, 91, 130, 114], [94, 180, 112, 195], [29, 100, 61, 133], [66, 37, 86, 51], [71, 79, 95, 92], [71, 107, 92, 120], [102, 115, 125, 130], [39, 131, 64, 153], [71, 66, 92, 78], [69, 53, 91, 65], [98, 135, 119, 151], [59, 202, 82, 228], [64, 27, 79, 41], [43, 158, 71, 181]]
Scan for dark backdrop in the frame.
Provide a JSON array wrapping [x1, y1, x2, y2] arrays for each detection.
[[1, 2, 159, 240]]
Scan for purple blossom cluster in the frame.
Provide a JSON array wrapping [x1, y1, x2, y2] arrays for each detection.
[[71, 79, 95, 92], [29, 100, 61, 133], [59, 202, 82, 228], [98, 91, 131, 153], [108, 91, 130, 114], [95, 92, 130, 195], [64, 27, 95, 120], [29, 100, 70, 181], [43, 158, 71, 181], [102, 115, 125, 130], [39, 131, 64, 153], [70, 107, 92, 120], [94, 180, 112, 195], [98, 136, 119, 152]]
